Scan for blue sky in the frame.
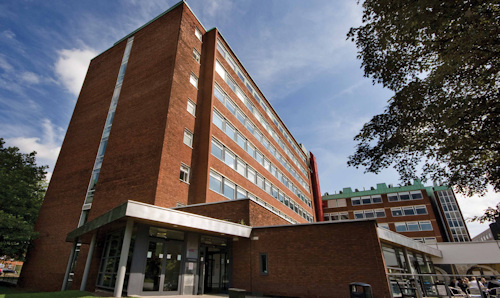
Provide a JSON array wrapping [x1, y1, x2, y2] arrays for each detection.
[[0, 0, 497, 236]]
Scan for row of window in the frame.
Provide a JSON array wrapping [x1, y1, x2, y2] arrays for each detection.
[[216, 40, 308, 165], [214, 59, 309, 181], [209, 170, 312, 222], [211, 138, 312, 220], [391, 205, 428, 217], [351, 195, 382, 206], [395, 221, 433, 232], [354, 209, 386, 219], [437, 190, 470, 242], [412, 237, 437, 244], [212, 110, 311, 207], [214, 83, 309, 191], [388, 191, 423, 202], [323, 212, 349, 221]]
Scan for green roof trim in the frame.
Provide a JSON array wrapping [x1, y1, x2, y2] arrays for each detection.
[[433, 185, 452, 191], [322, 180, 426, 200]]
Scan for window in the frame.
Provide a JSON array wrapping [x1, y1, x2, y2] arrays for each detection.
[[187, 99, 196, 116], [236, 158, 246, 176], [256, 174, 264, 189], [364, 210, 375, 218], [407, 222, 419, 231], [419, 221, 433, 231], [224, 151, 235, 169], [224, 123, 235, 139], [195, 27, 202, 41], [212, 110, 223, 129], [209, 171, 222, 192], [403, 206, 415, 216], [361, 196, 371, 204], [223, 180, 235, 200], [190, 73, 198, 88], [225, 99, 236, 115], [211, 139, 223, 160], [180, 164, 190, 183], [352, 198, 361, 206], [236, 133, 246, 149], [388, 193, 399, 202], [395, 222, 407, 232], [237, 187, 247, 199], [259, 253, 268, 275], [411, 191, 423, 200], [399, 193, 410, 201], [379, 223, 390, 230], [375, 209, 386, 218], [247, 167, 256, 183], [192, 48, 200, 63], [183, 129, 193, 147], [372, 196, 382, 203], [392, 207, 403, 217], [354, 211, 364, 219]]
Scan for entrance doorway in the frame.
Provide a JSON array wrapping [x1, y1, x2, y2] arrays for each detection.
[[142, 239, 183, 294], [198, 236, 230, 294]]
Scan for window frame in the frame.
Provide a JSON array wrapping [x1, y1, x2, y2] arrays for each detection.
[[183, 129, 193, 147], [192, 48, 201, 63], [187, 99, 196, 116], [190, 72, 199, 88], [180, 164, 190, 184]]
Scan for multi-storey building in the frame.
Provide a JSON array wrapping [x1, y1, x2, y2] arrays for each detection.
[[322, 180, 471, 243], [20, 2, 496, 297]]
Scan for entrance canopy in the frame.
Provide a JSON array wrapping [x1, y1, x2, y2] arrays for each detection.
[[66, 200, 252, 243]]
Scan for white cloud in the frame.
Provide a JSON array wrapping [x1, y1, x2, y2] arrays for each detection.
[[6, 119, 64, 181], [0, 54, 13, 72], [2, 30, 15, 39], [20, 71, 41, 84], [455, 189, 500, 237], [54, 48, 97, 96]]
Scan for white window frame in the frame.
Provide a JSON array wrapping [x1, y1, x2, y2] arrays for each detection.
[[195, 27, 202, 41], [192, 48, 200, 63], [183, 129, 193, 147], [190, 73, 198, 88], [187, 99, 196, 116], [180, 164, 190, 183]]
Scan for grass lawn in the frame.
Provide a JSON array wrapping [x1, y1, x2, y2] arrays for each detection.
[[0, 285, 95, 298]]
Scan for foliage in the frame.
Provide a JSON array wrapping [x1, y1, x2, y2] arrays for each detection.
[[0, 138, 47, 260], [346, 0, 500, 196], [469, 203, 500, 223]]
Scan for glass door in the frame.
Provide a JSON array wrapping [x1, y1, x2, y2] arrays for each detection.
[[142, 239, 183, 295]]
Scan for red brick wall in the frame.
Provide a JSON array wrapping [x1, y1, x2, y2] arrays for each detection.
[[177, 198, 289, 227], [19, 40, 126, 292], [233, 221, 392, 298]]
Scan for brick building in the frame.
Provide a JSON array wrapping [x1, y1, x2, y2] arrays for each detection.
[[19, 1, 462, 297], [322, 180, 471, 243]]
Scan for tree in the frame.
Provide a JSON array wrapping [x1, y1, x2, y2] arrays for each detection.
[[469, 203, 499, 223], [346, 0, 500, 196], [0, 138, 47, 260]]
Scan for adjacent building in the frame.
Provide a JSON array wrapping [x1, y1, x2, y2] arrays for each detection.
[[322, 181, 471, 243]]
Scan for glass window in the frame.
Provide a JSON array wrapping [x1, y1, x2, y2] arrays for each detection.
[[236, 158, 246, 176], [180, 164, 190, 183], [256, 151, 263, 164], [183, 129, 193, 147], [259, 253, 268, 275], [411, 191, 423, 200], [190, 73, 198, 88], [372, 196, 382, 203], [236, 133, 246, 149], [339, 212, 349, 220], [195, 28, 202, 41], [419, 221, 433, 231], [224, 150, 235, 169], [391, 208, 403, 217], [247, 167, 256, 183], [236, 187, 247, 199], [407, 222, 419, 231], [351, 198, 361, 206], [187, 99, 196, 116], [361, 196, 371, 204], [403, 206, 415, 216], [211, 139, 223, 160], [364, 210, 375, 218], [225, 99, 236, 115], [213, 110, 223, 129], [271, 186, 278, 199], [375, 209, 386, 218], [224, 123, 235, 139], [192, 48, 200, 63], [354, 211, 364, 219], [278, 191, 284, 203], [246, 121, 254, 134], [246, 143, 255, 158], [265, 181, 272, 194], [214, 86, 224, 102], [395, 222, 407, 232], [209, 171, 222, 193], [388, 193, 399, 202], [223, 180, 235, 200], [263, 158, 271, 171], [399, 193, 410, 201], [256, 174, 264, 189], [379, 223, 390, 230]]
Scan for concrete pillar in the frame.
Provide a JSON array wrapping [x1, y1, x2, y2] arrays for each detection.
[[80, 233, 97, 291], [114, 219, 134, 297], [61, 241, 78, 291]]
